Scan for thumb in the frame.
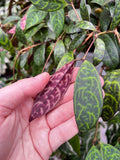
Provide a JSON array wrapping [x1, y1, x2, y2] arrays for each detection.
[[0, 72, 50, 110]]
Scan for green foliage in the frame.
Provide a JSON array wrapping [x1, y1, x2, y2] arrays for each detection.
[[74, 60, 103, 131], [30, 0, 67, 12], [0, 0, 120, 159]]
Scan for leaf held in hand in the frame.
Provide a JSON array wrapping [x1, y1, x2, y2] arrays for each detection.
[[74, 60, 103, 131], [29, 60, 75, 121]]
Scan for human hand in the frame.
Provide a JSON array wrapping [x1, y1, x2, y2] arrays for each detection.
[[0, 68, 104, 160]]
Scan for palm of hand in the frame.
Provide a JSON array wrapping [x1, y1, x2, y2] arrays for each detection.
[[0, 71, 79, 160]]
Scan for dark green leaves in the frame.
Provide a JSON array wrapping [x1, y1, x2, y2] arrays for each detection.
[[76, 21, 95, 31], [101, 70, 120, 121], [69, 32, 86, 51], [101, 143, 120, 159], [99, 34, 119, 69], [56, 51, 74, 70], [85, 146, 103, 160], [0, 28, 15, 54], [50, 9, 64, 38], [33, 44, 45, 66], [80, 0, 90, 21], [25, 5, 47, 30], [93, 38, 105, 66], [30, 0, 67, 12], [110, 0, 120, 30], [15, 21, 27, 44], [74, 60, 103, 131], [54, 40, 65, 64]]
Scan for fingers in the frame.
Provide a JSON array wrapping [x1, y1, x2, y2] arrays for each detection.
[[49, 116, 78, 152], [0, 72, 50, 110], [47, 100, 74, 128]]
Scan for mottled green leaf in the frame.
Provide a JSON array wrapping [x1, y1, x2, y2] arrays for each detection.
[[25, 5, 47, 30], [93, 38, 105, 66], [80, 0, 90, 21], [74, 60, 103, 131], [69, 134, 80, 156], [110, 0, 120, 30], [33, 44, 45, 66], [20, 53, 28, 68], [101, 143, 120, 159], [25, 22, 45, 39], [108, 112, 120, 125], [99, 34, 119, 69], [91, 0, 110, 6], [50, 9, 64, 38], [69, 32, 86, 51], [100, 8, 111, 31], [0, 28, 15, 54], [115, 142, 120, 151], [85, 146, 103, 160], [68, 9, 82, 22], [64, 36, 71, 50], [54, 40, 65, 64], [101, 70, 120, 121], [15, 21, 27, 44], [66, 23, 81, 34], [30, 0, 67, 12], [76, 21, 95, 31], [3, 15, 20, 25], [56, 51, 73, 70]]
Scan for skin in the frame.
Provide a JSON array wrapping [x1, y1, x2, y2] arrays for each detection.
[[0, 68, 104, 160]]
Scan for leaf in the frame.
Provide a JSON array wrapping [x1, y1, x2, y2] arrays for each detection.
[[76, 21, 95, 31], [100, 8, 111, 31], [50, 9, 64, 38], [25, 5, 47, 30], [108, 112, 120, 125], [68, 9, 82, 22], [74, 60, 103, 131], [3, 15, 20, 25], [20, 53, 28, 68], [110, 0, 120, 30], [29, 60, 75, 121], [80, 0, 90, 21], [30, 0, 67, 12], [69, 134, 80, 156], [8, 14, 26, 34], [64, 36, 71, 50], [56, 51, 74, 70], [85, 146, 103, 160], [93, 38, 105, 66], [91, 0, 110, 6], [101, 70, 120, 121], [66, 23, 81, 34], [99, 34, 119, 69], [115, 142, 120, 151], [54, 40, 65, 64], [0, 28, 15, 54], [25, 22, 45, 39], [15, 21, 27, 44], [100, 143, 120, 159], [69, 32, 86, 51], [33, 44, 45, 66]]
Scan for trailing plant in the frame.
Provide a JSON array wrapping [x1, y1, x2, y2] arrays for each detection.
[[0, 0, 120, 159]]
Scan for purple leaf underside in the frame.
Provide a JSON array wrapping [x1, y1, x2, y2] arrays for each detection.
[[29, 60, 75, 121]]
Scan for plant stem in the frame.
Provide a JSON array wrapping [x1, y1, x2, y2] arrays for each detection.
[[93, 120, 99, 145], [71, 1, 80, 21], [97, 30, 114, 36], [13, 42, 46, 81], [42, 30, 66, 72], [83, 36, 97, 60]]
